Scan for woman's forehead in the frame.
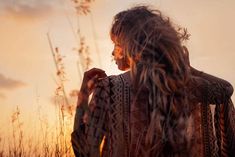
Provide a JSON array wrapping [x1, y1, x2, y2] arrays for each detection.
[[111, 35, 120, 44]]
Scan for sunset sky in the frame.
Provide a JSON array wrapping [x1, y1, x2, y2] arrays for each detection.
[[0, 0, 235, 136]]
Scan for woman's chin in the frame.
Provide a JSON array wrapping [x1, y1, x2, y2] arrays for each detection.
[[115, 60, 130, 71], [118, 68, 126, 71], [118, 65, 130, 71]]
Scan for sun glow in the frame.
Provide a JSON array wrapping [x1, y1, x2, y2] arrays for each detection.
[[0, 0, 234, 156]]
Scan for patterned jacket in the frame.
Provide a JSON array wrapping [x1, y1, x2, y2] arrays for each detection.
[[71, 68, 235, 157]]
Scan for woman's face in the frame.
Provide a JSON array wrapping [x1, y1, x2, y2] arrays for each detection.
[[112, 41, 130, 71]]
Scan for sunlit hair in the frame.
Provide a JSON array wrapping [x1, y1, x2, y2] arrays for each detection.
[[111, 6, 192, 156]]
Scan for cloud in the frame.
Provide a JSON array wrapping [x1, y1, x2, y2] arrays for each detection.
[[0, 92, 6, 99], [0, 73, 26, 90], [0, 0, 58, 18]]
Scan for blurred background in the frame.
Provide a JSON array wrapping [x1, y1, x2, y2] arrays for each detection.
[[0, 0, 234, 156]]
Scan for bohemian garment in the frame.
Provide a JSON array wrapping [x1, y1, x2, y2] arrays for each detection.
[[71, 68, 235, 157]]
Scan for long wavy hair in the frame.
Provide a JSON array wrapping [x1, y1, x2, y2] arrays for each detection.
[[111, 6, 192, 156]]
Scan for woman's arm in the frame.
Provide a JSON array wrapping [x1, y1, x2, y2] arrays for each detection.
[[71, 68, 107, 157]]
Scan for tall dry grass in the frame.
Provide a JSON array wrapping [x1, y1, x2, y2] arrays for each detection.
[[0, 1, 98, 156], [0, 46, 76, 156], [0, 46, 75, 156]]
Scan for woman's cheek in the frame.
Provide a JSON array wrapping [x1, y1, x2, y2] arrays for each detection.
[[116, 58, 130, 71]]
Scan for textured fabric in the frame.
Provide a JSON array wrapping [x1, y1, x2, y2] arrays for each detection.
[[71, 69, 235, 157]]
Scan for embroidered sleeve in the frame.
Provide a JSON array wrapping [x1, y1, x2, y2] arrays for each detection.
[[71, 78, 110, 157]]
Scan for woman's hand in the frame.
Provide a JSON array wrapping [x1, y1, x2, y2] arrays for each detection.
[[76, 68, 106, 122], [80, 68, 107, 96]]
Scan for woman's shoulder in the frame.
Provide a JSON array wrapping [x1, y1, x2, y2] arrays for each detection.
[[190, 67, 233, 98], [187, 73, 233, 104], [99, 71, 131, 86]]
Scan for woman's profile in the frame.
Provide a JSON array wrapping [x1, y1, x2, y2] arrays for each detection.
[[71, 6, 235, 157]]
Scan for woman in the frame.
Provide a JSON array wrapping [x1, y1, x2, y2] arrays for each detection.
[[71, 6, 235, 157]]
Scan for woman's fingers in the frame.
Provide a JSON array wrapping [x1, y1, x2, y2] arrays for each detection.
[[81, 68, 107, 95], [84, 68, 107, 80]]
